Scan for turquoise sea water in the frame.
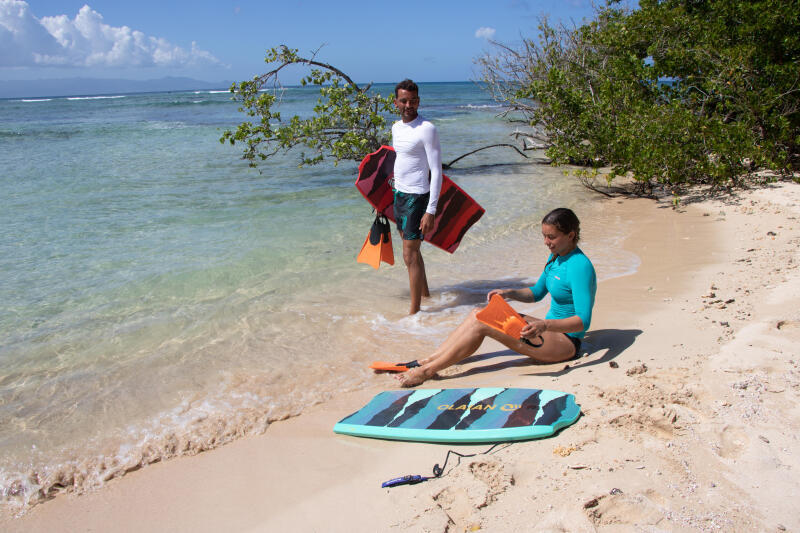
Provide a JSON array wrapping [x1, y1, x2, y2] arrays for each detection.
[[0, 83, 639, 509]]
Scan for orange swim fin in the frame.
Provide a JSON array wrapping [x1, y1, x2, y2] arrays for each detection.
[[357, 215, 394, 269], [380, 229, 394, 266], [475, 294, 527, 338], [369, 360, 420, 372], [356, 233, 381, 269]]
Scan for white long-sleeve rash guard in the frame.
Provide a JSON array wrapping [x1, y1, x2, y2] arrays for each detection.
[[391, 116, 443, 215]]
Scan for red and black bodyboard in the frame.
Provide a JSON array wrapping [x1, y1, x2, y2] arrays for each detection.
[[355, 145, 484, 253]]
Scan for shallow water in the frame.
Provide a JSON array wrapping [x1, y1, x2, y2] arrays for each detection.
[[0, 83, 639, 508]]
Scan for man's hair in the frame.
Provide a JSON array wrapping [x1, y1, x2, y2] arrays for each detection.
[[395, 79, 419, 97]]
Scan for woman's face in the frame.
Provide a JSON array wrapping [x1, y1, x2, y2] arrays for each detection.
[[541, 223, 576, 256]]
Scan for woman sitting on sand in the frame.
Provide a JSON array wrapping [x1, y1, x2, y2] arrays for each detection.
[[398, 207, 597, 387]]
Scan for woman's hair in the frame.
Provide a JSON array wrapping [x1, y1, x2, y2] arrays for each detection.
[[542, 207, 581, 244]]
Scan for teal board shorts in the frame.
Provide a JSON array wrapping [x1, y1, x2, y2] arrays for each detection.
[[393, 190, 430, 241]]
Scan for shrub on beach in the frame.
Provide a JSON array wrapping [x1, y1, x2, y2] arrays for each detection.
[[475, 0, 800, 192], [221, 46, 394, 168]]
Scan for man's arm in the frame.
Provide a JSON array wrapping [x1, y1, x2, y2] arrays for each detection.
[[423, 124, 442, 216], [417, 123, 442, 235]]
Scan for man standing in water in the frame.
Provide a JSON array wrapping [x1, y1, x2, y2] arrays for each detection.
[[392, 79, 443, 314]]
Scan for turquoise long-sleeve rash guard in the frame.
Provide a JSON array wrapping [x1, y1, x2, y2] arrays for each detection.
[[529, 247, 597, 339]]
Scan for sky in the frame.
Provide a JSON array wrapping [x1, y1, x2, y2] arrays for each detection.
[[0, 0, 600, 85]]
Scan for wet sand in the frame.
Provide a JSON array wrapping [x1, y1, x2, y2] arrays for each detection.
[[4, 181, 799, 532]]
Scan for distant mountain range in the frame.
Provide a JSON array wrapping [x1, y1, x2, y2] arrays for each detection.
[[0, 77, 233, 99]]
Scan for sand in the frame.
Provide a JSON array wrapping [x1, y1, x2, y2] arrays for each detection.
[[3, 180, 799, 532]]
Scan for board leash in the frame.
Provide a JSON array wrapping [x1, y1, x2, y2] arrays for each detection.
[[380, 443, 505, 488]]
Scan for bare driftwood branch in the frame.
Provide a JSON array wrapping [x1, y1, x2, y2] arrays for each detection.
[[577, 175, 657, 198], [254, 45, 362, 93], [444, 144, 529, 169], [578, 175, 617, 197]]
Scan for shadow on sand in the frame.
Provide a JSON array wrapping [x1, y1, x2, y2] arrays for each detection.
[[430, 328, 642, 382], [423, 278, 536, 313]]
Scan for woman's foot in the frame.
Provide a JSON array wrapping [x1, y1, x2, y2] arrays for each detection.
[[396, 366, 434, 387]]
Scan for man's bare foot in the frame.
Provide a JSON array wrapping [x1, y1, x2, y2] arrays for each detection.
[[396, 366, 431, 387]]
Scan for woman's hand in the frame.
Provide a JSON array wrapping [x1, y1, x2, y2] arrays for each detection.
[[487, 288, 535, 304], [520, 317, 548, 339], [486, 289, 507, 302]]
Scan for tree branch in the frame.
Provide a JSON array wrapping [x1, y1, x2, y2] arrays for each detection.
[[444, 144, 529, 169]]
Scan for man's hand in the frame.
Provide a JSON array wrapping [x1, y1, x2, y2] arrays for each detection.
[[419, 212, 434, 235]]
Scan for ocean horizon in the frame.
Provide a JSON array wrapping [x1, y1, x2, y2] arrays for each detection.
[[0, 78, 479, 101]]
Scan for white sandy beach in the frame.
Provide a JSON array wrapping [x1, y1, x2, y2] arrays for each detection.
[[4, 180, 799, 532]]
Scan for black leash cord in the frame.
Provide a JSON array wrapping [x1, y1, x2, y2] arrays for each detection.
[[381, 443, 506, 488], [432, 443, 502, 477]]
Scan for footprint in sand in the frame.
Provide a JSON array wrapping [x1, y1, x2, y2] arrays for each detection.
[[586, 493, 664, 527], [431, 459, 513, 529], [716, 425, 749, 458], [432, 486, 478, 531], [468, 460, 514, 502]]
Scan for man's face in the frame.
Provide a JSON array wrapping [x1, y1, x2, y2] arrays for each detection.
[[394, 89, 420, 123]]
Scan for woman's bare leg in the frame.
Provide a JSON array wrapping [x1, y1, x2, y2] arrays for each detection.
[[398, 311, 578, 387], [415, 311, 480, 366], [398, 311, 492, 387], [513, 313, 578, 363]]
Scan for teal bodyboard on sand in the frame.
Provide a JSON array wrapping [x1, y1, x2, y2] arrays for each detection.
[[333, 388, 580, 443]]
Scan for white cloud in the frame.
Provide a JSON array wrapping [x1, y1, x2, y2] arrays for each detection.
[[0, 0, 221, 68], [474, 27, 496, 40]]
